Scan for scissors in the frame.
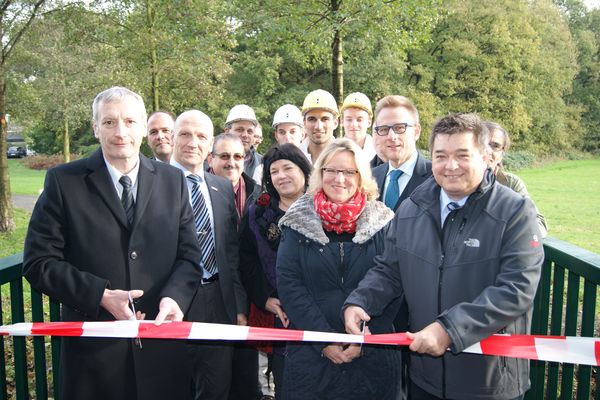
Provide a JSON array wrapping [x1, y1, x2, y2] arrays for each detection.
[[359, 320, 366, 354], [128, 291, 142, 349]]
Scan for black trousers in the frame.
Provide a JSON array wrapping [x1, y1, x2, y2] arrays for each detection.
[[229, 344, 262, 400], [188, 281, 235, 400]]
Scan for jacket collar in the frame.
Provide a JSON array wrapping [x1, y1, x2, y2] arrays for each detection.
[[85, 149, 155, 230], [279, 194, 394, 245]]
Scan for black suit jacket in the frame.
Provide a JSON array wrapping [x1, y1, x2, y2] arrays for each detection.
[[186, 172, 248, 322], [23, 149, 203, 400], [373, 153, 432, 211]]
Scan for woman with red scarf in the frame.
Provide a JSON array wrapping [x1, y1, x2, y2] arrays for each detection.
[[277, 138, 401, 399]]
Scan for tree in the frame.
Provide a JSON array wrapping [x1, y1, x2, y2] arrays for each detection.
[[9, 5, 109, 162], [89, 0, 235, 114], [0, 0, 45, 232], [226, 0, 440, 139], [555, 0, 600, 152], [401, 0, 579, 152]]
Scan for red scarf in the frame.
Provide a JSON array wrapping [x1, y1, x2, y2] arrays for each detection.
[[313, 189, 367, 234]]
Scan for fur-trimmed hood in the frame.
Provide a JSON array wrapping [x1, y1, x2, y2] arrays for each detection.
[[279, 194, 394, 245]]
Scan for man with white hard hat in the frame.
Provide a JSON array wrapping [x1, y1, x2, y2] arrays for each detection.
[[224, 104, 262, 182], [341, 92, 376, 162], [272, 104, 305, 147], [300, 89, 338, 164]]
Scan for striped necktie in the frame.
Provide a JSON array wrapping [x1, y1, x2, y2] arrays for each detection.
[[186, 174, 217, 276], [119, 175, 135, 225]]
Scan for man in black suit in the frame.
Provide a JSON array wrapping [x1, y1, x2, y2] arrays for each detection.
[[372, 95, 432, 212], [23, 87, 203, 400], [170, 110, 248, 400]]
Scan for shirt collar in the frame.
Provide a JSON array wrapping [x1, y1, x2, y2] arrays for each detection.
[[170, 159, 206, 181], [103, 155, 140, 187], [440, 189, 468, 210], [386, 150, 418, 177]]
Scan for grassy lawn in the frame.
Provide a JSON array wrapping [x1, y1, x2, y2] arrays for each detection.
[[516, 159, 600, 254], [7, 159, 46, 196], [0, 208, 31, 258]]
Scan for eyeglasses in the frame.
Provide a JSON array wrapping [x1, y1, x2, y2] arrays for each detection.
[[488, 142, 504, 151], [374, 123, 415, 136], [322, 167, 359, 178], [213, 152, 244, 161]]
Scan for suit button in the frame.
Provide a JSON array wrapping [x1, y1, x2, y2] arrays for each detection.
[[130, 251, 138, 260]]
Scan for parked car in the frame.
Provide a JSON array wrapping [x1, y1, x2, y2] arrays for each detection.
[[7, 146, 27, 158]]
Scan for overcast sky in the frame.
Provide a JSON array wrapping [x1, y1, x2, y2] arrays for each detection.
[[584, 0, 600, 9]]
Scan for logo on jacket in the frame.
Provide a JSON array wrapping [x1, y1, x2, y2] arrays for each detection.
[[530, 234, 540, 248], [464, 238, 480, 248]]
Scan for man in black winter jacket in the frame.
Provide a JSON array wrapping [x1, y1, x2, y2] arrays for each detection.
[[344, 113, 543, 400]]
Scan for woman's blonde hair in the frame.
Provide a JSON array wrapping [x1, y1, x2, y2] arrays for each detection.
[[308, 138, 379, 201]]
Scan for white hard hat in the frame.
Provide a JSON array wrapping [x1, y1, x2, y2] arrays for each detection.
[[272, 104, 303, 128], [225, 104, 258, 126]]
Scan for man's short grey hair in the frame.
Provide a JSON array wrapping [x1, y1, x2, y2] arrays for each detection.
[[212, 133, 244, 153], [92, 86, 147, 124]]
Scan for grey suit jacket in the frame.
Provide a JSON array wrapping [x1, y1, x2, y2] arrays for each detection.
[[373, 153, 432, 211]]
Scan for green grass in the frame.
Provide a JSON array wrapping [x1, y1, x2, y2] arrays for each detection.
[[516, 159, 600, 254], [0, 208, 31, 258], [8, 159, 46, 196]]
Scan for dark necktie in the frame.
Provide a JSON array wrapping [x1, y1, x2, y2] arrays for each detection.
[[119, 175, 135, 225], [384, 169, 404, 209], [447, 201, 461, 212], [187, 174, 217, 276]]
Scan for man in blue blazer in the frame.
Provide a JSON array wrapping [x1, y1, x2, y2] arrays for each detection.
[[372, 95, 432, 212], [23, 87, 203, 400], [170, 109, 248, 400]]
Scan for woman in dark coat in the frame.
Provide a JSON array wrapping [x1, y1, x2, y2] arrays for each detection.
[[277, 138, 401, 400], [239, 144, 313, 399]]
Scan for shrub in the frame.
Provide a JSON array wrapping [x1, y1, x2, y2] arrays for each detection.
[[23, 154, 80, 170], [503, 151, 536, 171]]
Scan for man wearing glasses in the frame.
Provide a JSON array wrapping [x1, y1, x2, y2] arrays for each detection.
[[209, 133, 261, 222], [372, 95, 432, 212]]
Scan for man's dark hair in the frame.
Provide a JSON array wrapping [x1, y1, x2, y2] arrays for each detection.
[[429, 112, 489, 153]]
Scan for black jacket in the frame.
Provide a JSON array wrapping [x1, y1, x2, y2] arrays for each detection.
[[23, 150, 202, 400], [277, 195, 401, 400]]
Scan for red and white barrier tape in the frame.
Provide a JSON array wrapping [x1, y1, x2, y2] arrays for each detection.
[[1, 321, 598, 366]]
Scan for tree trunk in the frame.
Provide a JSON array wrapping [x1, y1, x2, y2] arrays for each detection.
[[331, 0, 343, 137], [63, 117, 70, 163], [0, 69, 15, 232], [147, 0, 159, 112]]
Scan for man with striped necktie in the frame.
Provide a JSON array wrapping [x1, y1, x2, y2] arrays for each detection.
[[170, 110, 248, 400]]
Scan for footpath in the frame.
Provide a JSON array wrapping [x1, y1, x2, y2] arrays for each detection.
[[11, 194, 38, 212]]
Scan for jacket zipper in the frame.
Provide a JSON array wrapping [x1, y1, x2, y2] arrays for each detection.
[[339, 242, 344, 284]]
